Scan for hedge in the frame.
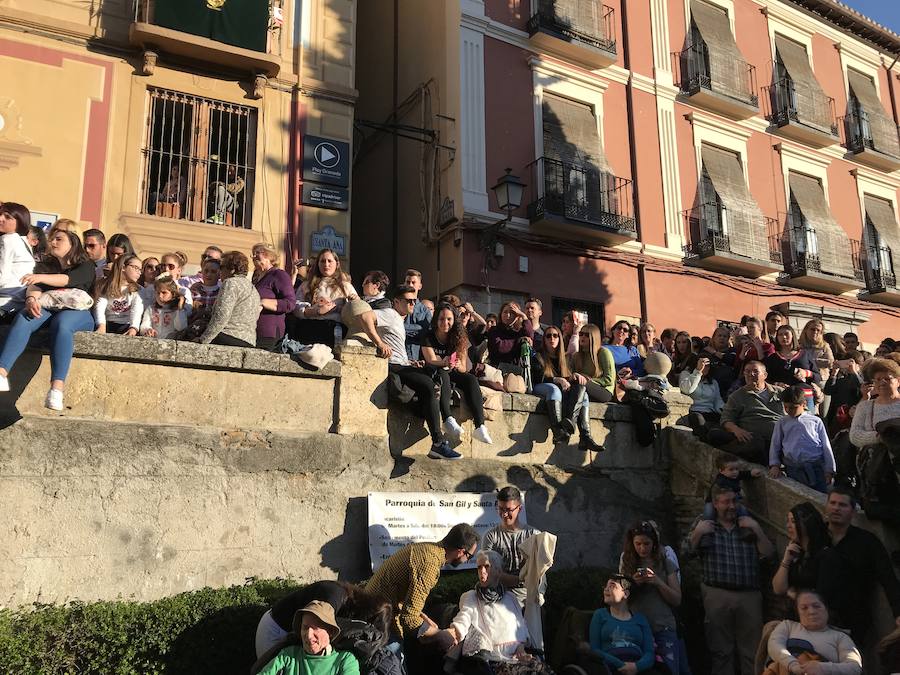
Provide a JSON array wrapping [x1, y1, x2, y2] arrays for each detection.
[[0, 569, 614, 675]]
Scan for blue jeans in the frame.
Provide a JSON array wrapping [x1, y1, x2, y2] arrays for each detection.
[[0, 308, 94, 382], [533, 382, 563, 402], [784, 462, 827, 493]]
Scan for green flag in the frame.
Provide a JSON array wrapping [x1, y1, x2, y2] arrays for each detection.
[[153, 0, 269, 53]]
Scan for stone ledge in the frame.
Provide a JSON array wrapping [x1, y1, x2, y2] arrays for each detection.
[[72, 333, 342, 378], [0, 328, 343, 379]]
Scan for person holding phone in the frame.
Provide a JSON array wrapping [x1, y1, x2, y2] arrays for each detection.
[[619, 521, 683, 673]]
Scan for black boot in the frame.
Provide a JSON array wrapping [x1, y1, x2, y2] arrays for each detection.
[[546, 400, 569, 444], [560, 384, 584, 436], [577, 401, 605, 453]]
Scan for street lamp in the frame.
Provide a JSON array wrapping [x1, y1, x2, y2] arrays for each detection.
[[491, 168, 526, 220]]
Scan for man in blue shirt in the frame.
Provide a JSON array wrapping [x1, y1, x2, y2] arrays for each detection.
[[767, 385, 835, 492], [402, 268, 432, 361]]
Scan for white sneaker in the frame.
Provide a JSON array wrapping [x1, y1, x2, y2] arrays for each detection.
[[45, 388, 64, 411], [443, 416, 464, 441], [0, 374, 9, 392], [473, 424, 493, 445]]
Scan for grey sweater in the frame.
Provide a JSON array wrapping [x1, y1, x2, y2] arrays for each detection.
[[200, 275, 261, 346]]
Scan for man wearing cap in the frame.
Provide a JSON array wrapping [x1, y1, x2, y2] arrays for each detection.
[[255, 600, 360, 675], [364, 523, 479, 653]]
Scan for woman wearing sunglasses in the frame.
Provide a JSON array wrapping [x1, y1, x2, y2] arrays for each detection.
[[607, 319, 645, 377]]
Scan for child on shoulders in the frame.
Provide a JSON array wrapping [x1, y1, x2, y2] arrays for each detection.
[[703, 452, 763, 520], [768, 384, 835, 493]]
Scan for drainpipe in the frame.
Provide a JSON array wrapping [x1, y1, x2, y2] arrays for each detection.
[[885, 54, 899, 127], [391, 0, 400, 284], [620, 0, 647, 322]]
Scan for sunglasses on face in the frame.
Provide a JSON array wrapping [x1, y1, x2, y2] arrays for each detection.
[[545, 333, 561, 339], [614, 325, 629, 332], [157, 263, 177, 271]]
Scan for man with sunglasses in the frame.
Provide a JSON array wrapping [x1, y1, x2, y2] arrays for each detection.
[[481, 485, 543, 608], [364, 523, 478, 659], [344, 285, 459, 459]]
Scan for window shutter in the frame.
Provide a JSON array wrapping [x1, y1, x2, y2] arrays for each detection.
[[787, 172, 855, 277], [689, 0, 752, 102], [537, 0, 604, 41], [542, 93, 610, 173], [700, 144, 770, 260], [773, 36, 833, 133], [863, 195, 900, 255], [847, 70, 900, 158]]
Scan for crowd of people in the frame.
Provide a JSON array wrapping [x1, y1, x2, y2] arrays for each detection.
[[4, 204, 900, 673], [248, 480, 898, 674]]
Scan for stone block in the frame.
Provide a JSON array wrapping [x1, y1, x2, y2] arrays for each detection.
[[336, 344, 388, 436]]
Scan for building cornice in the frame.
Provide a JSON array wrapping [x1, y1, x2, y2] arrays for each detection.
[[528, 56, 610, 94]]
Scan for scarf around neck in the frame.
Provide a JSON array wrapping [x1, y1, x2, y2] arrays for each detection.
[[476, 581, 505, 604]]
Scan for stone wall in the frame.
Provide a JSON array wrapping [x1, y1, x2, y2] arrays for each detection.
[[0, 334, 692, 608]]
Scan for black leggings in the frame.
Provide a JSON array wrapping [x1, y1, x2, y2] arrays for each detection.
[[390, 364, 442, 443], [433, 368, 485, 427], [585, 380, 614, 403], [211, 332, 254, 348]]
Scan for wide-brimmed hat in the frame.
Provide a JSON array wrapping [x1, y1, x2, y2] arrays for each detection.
[[295, 600, 341, 639]]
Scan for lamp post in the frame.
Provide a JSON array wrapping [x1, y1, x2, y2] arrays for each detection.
[[481, 169, 527, 279], [491, 168, 526, 221]]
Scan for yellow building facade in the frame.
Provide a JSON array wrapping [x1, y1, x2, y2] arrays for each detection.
[[0, 0, 356, 271]]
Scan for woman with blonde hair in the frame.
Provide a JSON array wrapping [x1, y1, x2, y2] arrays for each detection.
[[799, 319, 834, 371], [251, 242, 295, 350], [636, 322, 660, 358], [293, 248, 357, 347], [47, 218, 82, 242], [566, 323, 609, 453]]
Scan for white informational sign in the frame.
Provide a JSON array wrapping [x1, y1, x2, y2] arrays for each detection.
[[367, 491, 527, 571]]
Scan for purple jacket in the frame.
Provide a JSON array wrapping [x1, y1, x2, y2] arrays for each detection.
[[254, 267, 296, 339]]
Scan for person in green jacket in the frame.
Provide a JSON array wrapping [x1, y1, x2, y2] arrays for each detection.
[[256, 600, 360, 675]]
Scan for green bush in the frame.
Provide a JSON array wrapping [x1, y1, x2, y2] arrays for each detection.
[[0, 569, 615, 675]]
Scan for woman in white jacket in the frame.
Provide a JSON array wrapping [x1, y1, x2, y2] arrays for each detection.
[[444, 550, 551, 674], [0, 202, 35, 322], [679, 353, 725, 441]]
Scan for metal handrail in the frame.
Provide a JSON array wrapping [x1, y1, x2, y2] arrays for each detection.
[[863, 244, 897, 290], [682, 203, 781, 263], [527, 1, 617, 54], [672, 42, 758, 106], [764, 77, 837, 135], [839, 110, 900, 159], [780, 215, 862, 280], [526, 156, 635, 232]]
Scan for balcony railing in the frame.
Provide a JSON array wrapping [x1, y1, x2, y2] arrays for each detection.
[[683, 203, 781, 263], [526, 156, 635, 234], [840, 110, 900, 159], [673, 42, 758, 107], [864, 245, 897, 291], [527, 1, 616, 55], [764, 78, 837, 136], [781, 217, 862, 281]]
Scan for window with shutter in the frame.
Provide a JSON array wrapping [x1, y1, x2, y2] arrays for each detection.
[[686, 0, 755, 104], [863, 195, 900, 271], [846, 70, 900, 158], [771, 36, 834, 133], [786, 172, 855, 278]]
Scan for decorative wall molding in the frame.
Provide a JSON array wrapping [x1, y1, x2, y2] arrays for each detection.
[[460, 26, 489, 213]]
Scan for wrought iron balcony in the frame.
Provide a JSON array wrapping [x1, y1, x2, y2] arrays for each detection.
[[130, 0, 281, 78], [526, 1, 617, 67], [673, 42, 758, 119], [764, 78, 837, 147], [859, 245, 900, 306], [778, 216, 863, 293], [526, 156, 636, 245], [682, 203, 782, 278], [839, 110, 900, 171]]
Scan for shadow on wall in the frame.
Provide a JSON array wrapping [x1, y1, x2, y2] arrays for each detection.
[[318, 495, 371, 581]]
